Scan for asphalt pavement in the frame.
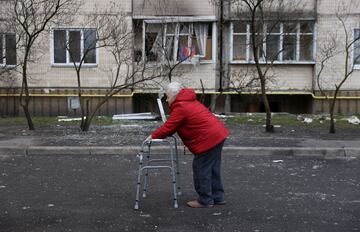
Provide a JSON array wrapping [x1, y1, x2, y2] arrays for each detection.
[[0, 154, 359, 232], [0, 123, 360, 231], [1, 122, 360, 158]]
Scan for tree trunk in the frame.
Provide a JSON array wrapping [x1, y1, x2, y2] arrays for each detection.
[[329, 99, 336, 134], [80, 99, 91, 131], [262, 92, 273, 132], [21, 57, 35, 130], [82, 120, 91, 132], [21, 103, 34, 130], [329, 116, 335, 134]]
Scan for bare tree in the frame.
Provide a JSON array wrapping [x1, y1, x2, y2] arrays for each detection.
[[0, 7, 20, 85], [215, 0, 308, 132], [4, 0, 79, 130], [61, 3, 193, 131], [316, 0, 360, 133]]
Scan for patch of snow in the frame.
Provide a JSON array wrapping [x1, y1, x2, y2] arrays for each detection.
[[58, 117, 83, 122], [213, 114, 234, 118], [113, 112, 158, 120], [140, 214, 151, 218], [346, 115, 360, 125]]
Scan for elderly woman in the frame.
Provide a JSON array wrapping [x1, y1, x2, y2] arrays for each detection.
[[147, 82, 229, 208]]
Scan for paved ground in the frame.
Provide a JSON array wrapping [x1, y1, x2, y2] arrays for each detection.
[[0, 121, 360, 158], [0, 154, 359, 232], [1, 120, 360, 148], [0, 119, 359, 231]]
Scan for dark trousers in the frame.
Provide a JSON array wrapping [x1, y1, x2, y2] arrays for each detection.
[[192, 140, 225, 205]]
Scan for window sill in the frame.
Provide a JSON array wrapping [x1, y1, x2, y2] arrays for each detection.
[[0, 65, 17, 68], [229, 60, 316, 65], [51, 63, 98, 68], [143, 60, 214, 65], [200, 60, 215, 64]]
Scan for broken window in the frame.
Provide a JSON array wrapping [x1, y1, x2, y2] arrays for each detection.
[[145, 24, 164, 62], [0, 33, 16, 66], [143, 21, 214, 63], [231, 21, 314, 63], [52, 28, 97, 65]]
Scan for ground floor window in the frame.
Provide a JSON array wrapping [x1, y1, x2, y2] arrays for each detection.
[[52, 28, 97, 65], [142, 21, 214, 63], [0, 33, 16, 66], [353, 29, 360, 68], [231, 21, 315, 63]]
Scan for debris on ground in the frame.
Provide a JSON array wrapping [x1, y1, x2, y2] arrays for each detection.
[[112, 113, 159, 120], [304, 118, 313, 124], [343, 115, 360, 125], [213, 114, 234, 118]]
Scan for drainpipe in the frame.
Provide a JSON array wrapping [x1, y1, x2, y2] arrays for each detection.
[[218, 0, 224, 92], [311, 0, 319, 113]]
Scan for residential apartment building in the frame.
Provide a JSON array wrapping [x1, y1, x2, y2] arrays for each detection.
[[1, 0, 360, 116]]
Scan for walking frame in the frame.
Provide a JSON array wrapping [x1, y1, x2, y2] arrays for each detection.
[[134, 136, 181, 210], [134, 90, 181, 210]]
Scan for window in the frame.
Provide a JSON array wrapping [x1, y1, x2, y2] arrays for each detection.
[[143, 22, 214, 63], [353, 29, 360, 67], [0, 33, 16, 66], [231, 21, 314, 63], [52, 28, 97, 65]]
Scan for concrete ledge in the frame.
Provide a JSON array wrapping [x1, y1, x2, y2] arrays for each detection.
[[0, 146, 359, 159], [223, 147, 360, 159]]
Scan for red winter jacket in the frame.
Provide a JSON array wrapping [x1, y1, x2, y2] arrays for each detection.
[[151, 88, 229, 155]]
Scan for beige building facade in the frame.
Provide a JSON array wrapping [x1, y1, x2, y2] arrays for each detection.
[[1, 0, 360, 116]]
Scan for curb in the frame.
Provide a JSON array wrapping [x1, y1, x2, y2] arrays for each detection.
[[0, 146, 359, 159]]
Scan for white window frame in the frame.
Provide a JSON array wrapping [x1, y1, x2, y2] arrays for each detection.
[[142, 21, 216, 64], [50, 28, 98, 67], [230, 21, 316, 64], [0, 33, 16, 68], [352, 28, 360, 69]]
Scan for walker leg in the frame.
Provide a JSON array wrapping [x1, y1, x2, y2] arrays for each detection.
[[142, 152, 150, 198], [170, 152, 178, 208], [174, 140, 181, 196], [143, 145, 151, 198], [134, 157, 143, 210]]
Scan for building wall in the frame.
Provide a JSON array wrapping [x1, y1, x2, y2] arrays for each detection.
[[1, 0, 134, 89], [229, 0, 316, 18], [1, 0, 360, 115], [315, 0, 360, 91], [229, 65, 314, 91], [133, 0, 216, 17]]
